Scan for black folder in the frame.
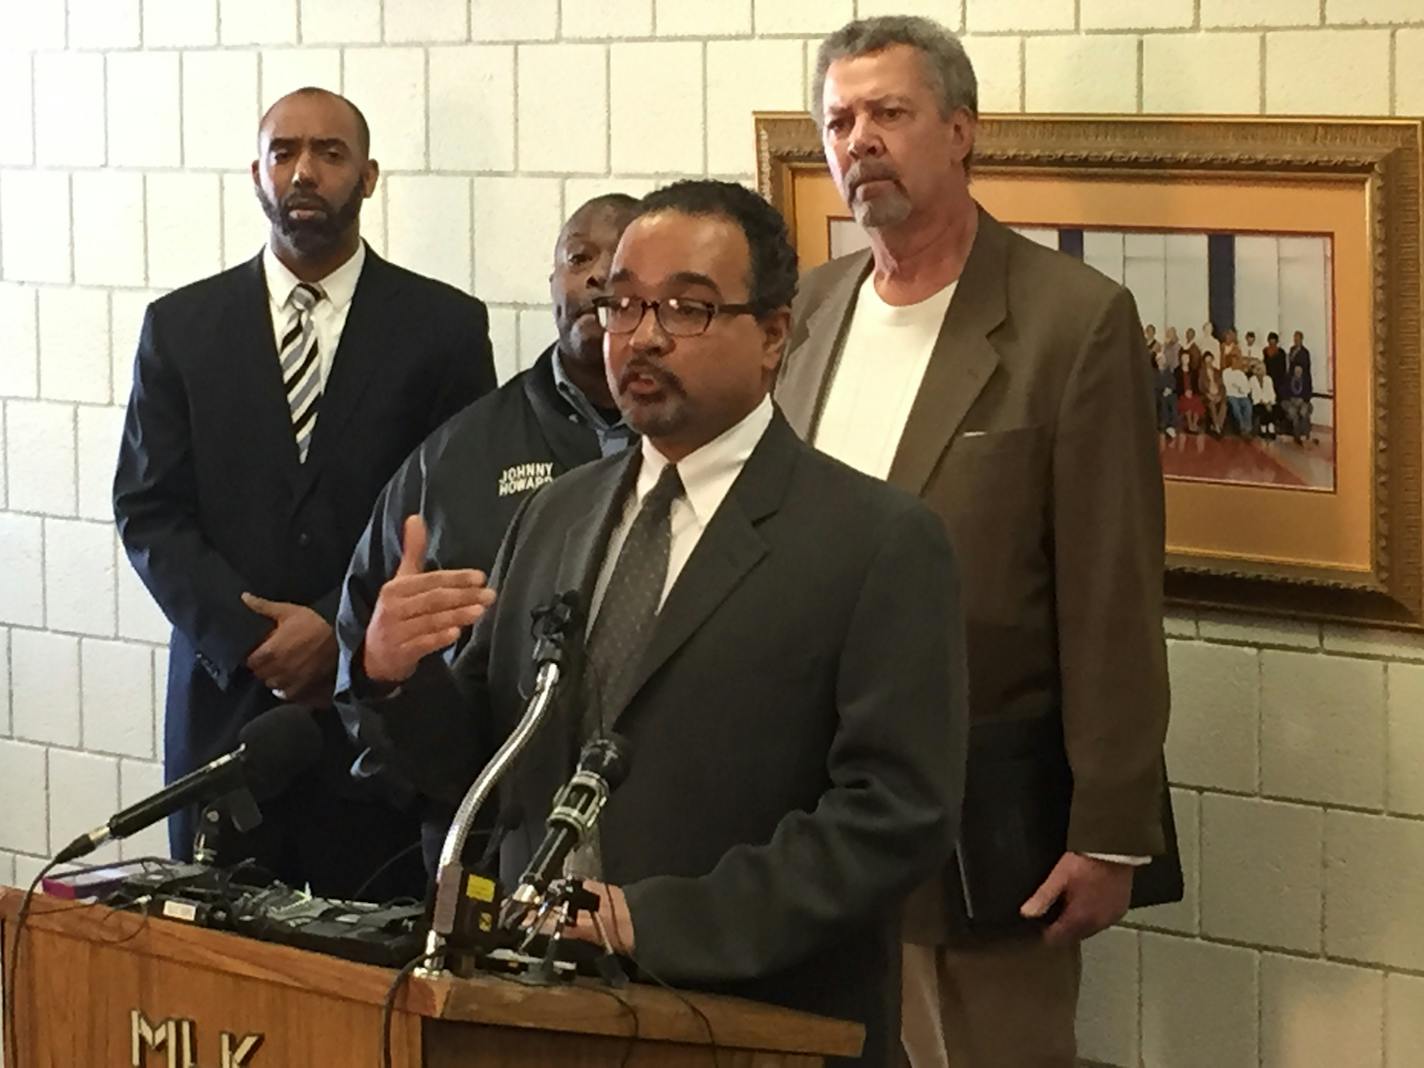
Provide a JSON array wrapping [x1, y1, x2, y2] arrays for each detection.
[[945, 713, 1183, 936]]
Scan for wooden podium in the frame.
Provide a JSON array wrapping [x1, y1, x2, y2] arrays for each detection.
[[1, 887, 861, 1066]]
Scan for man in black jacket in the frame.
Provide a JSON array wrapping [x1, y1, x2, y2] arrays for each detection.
[[336, 193, 639, 669], [113, 88, 494, 896], [334, 194, 639, 864]]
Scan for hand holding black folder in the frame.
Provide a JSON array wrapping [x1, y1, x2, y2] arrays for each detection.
[[945, 713, 1182, 939]]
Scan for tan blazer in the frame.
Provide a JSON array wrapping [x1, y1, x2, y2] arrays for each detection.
[[777, 208, 1172, 937]]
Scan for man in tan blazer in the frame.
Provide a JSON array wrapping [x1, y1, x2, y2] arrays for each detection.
[[776, 16, 1177, 1067]]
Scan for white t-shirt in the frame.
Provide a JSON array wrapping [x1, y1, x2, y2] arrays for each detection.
[[812, 273, 957, 479]]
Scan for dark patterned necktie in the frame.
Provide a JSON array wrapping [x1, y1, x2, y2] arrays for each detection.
[[582, 462, 684, 734], [280, 282, 323, 462], [568, 462, 683, 879]]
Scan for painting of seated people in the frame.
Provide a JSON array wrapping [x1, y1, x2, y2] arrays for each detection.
[[1017, 226, 1335, 492]]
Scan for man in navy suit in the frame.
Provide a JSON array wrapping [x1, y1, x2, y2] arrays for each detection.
[[114, 88, 494, 897]]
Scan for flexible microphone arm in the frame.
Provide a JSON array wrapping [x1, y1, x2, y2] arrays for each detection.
[[417, 591, 581, 979]]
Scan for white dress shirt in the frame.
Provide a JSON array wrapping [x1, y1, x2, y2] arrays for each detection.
[[262, 241, 366, 391], [588, 395, 774, 623], [813, 272, 957, 479]]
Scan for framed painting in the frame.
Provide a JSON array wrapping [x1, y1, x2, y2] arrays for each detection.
[[756, 113, 1424, 628]]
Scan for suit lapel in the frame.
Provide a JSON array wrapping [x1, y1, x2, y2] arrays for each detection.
[[226, 255, 303, 478], [609, 414, 796, 731], [885, 208, 1008, 495], [778, 251, 871, 440], [296, 246, 401, 495]]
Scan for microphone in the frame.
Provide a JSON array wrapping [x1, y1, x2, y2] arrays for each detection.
[[506, 734, 632, 911], [55, 704, 323, 864]]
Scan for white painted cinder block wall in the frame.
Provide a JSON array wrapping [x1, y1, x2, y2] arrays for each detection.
[[1, 1, 1423, 1065]]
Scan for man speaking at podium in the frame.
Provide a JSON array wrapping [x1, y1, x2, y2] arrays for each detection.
[[346, 180, 968, 1065]]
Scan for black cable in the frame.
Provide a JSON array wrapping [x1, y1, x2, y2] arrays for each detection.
[[0, 862, 162, 1056], [349, 839, 424, 903], [380, 950, 439, 1068], [4, 855, 64, 1068], [605, 896, 721, 1068], [602, 983, 640, 1068], [87, 893, 160, 951], [574, 972, 640, 1068]]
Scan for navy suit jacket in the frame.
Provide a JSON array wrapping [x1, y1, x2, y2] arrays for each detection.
[[115, 245, 495, 790]]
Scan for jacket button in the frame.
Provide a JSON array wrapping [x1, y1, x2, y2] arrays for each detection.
[[297, 531, 312, 548]]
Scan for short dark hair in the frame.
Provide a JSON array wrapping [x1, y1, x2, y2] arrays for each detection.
[[1268, 331, 1280, 342], [260, 87, 371, 157], [636, 180, 798, 317]]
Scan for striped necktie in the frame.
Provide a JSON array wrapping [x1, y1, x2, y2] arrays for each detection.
[[280, 282, 323, 462]]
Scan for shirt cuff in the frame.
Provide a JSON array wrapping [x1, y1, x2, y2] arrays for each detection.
[[1082, 851, 1151, 867]]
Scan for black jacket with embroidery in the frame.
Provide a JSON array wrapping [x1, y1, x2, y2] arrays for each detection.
[[335, 344, 619, 717]]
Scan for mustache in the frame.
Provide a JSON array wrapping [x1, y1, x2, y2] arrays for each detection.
[[281, 192, 332, 213], [563, 298, 601, 320], [845, 159, 901, 195], [617, 360, 684, 395]]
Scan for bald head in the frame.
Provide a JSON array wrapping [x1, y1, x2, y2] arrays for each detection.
[[563, 193, 638, 236], [550, 193, 640, 383], [259, 87, 370, 159]]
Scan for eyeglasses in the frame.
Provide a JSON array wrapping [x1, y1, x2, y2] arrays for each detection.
[[593, 295, 758, 338]]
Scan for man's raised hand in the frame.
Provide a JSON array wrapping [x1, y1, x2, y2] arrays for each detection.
[[362, 515, 496, 684]]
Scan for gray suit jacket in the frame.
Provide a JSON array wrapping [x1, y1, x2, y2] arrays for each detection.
[[352, 409, 968, 1066], [778, 208, 1174, 941]]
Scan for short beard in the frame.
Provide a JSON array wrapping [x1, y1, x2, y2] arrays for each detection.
[[615, 363, 688, 436], [851, 188, 912, 230], [257, 182, 364, 256], [841, 159, 912, 231], [623, 401, 686, 440]]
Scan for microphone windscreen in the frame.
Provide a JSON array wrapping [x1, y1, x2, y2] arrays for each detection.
[[238, 704, 324, 798], [579, 733, 632, 790]]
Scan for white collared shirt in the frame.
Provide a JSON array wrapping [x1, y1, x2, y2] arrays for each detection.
[[813, 272, 957, 479], [588, 395, 774, 622], [262, 241, 366, 390]]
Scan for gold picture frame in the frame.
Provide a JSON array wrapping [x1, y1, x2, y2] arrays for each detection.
[[756, 112, 1424, 629]]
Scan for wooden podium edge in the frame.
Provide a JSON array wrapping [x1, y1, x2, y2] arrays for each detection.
[[0, 887, 863, 1058], [0, 886, 446, 1016]]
